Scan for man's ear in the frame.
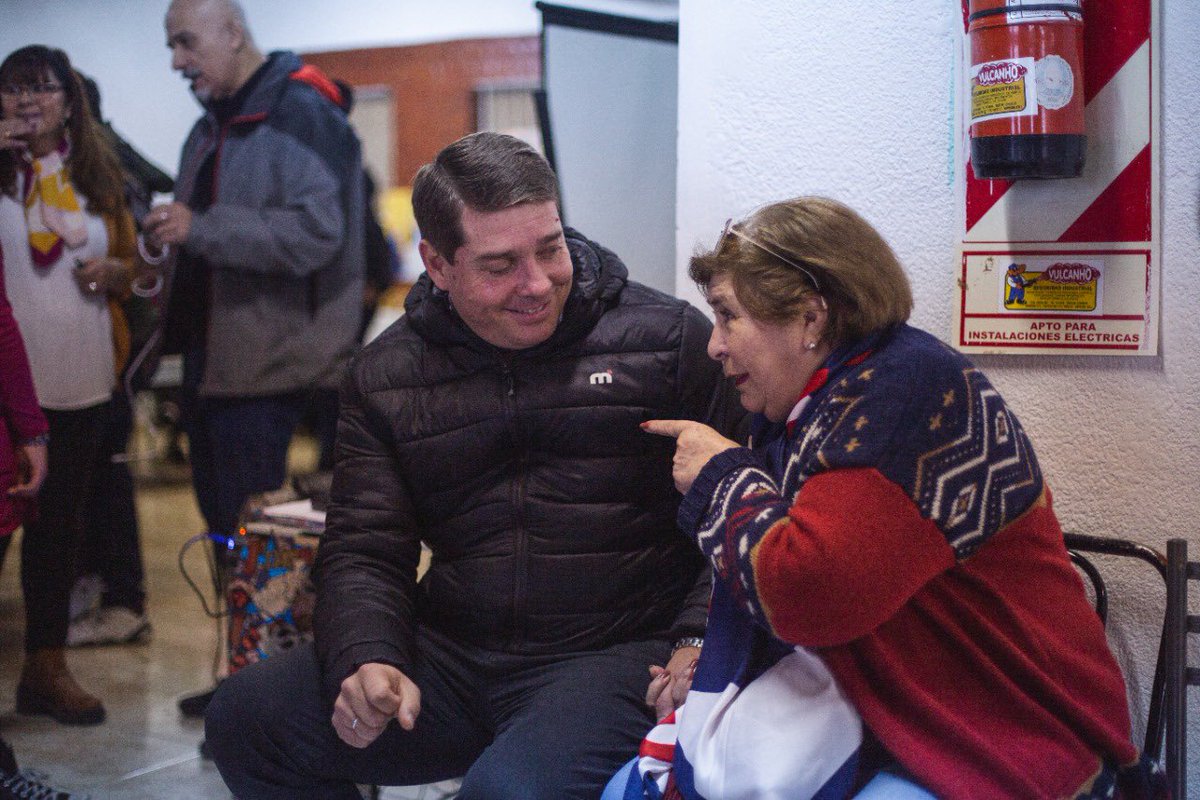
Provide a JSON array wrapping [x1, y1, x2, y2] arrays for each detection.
[[225, 15, 246, 53], [420, 239, 453, 291]]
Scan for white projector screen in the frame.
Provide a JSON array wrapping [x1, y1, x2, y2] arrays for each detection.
[[539, 4, 678, 295]]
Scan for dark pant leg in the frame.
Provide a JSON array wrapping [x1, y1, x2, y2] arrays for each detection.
[[180, 389, 229, 606], [459, 639, 666, 800], [206, 630, 490, 800], [181, 401, 219, 538], [179, 349, 218, 535], [20, 404, 107, 650], [81, 391, 146, 613], [185, 392, 305, 603], [306, 387, 339, 473], [188, 393, 305, 537]]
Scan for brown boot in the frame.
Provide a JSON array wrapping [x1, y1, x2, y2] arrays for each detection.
[[16, 647, 106, 725]]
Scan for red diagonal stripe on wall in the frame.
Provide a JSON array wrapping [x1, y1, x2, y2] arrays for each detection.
[[1058, 144, 1151, 242], [965, 160, 1011, 233], [1082, 0, 1150, 105]]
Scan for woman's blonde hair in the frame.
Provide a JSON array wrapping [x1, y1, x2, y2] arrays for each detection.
[[689, 196, 913, 346]]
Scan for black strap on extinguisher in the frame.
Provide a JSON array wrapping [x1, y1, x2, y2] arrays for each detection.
[[968, 3, 1082, 22]]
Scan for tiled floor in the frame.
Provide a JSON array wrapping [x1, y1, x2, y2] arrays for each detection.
[[1, 474, 231, 799], [0, 432, 457, 799]]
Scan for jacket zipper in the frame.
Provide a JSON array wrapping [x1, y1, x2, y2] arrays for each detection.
[[501, 360, 528, 645]]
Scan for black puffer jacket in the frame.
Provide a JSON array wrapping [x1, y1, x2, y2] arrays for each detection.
[[313, 228, 743, 699]]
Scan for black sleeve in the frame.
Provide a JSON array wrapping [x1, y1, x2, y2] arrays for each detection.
[[312, 363, 423, 705]]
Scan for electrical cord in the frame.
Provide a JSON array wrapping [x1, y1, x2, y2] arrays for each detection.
[[177, 531, 234, 619], [178, 530, 239, 688]]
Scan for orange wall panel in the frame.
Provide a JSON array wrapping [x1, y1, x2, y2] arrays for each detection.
[[303, 37, 540, 187]]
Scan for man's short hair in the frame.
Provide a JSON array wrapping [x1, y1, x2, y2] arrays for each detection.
[[412, 132, 559, 262]]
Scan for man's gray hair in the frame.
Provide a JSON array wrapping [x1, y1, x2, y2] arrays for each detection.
[[170, 0, 255, 43], [217, 0, 253, 42]]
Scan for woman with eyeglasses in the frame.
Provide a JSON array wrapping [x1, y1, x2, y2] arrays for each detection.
[[0, 44, 136, 726], [608, 197, 1149, 799]]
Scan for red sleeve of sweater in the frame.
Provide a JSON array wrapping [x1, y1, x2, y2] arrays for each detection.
[[751, 467, 956, 647], [0, 249, 48, 441]]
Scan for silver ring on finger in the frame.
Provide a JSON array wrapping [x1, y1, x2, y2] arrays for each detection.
[[351, 717, 359, 731], [88, 281, 98, 293]]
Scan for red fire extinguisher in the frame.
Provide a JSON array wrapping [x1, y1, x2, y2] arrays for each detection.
[[967, 0, 1086, 179]]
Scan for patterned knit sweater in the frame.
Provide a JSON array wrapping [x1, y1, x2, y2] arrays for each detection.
[[677, 324, 1137, 800]]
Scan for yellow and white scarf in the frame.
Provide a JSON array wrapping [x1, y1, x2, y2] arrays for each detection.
[[23, 139, 88, 267]]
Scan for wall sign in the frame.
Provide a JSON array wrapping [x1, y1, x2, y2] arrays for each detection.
[[952, 0, 1159, 355]]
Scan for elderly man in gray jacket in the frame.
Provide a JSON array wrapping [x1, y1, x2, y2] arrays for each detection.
[[144, 0, 364, 719]]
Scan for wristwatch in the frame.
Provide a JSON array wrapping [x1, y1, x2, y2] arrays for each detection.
[[671, 636, 704, 656]]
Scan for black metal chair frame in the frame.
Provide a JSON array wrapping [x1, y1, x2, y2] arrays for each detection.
[[1165, 537, 1197, 800], [1063, 533, 1169, 767], [1065, 533, 1200, 799]]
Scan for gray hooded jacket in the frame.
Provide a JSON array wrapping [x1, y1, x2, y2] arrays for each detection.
[[165, 51, 364, 396]]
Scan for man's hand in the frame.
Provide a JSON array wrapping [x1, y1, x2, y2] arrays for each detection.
[[8, 440, 47, 498], [143, 202, 193, 248], [645, 645, 700, 721], [332, 662, 422, 748], [641, 419, 738, 494]]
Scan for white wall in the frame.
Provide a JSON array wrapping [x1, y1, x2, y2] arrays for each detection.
[[0, 1, 539, 177], [678, 0, 1200, 780]]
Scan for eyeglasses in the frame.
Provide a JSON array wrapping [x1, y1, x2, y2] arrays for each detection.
[[0, 83, 64, 99], [718, 218, 822, 293]]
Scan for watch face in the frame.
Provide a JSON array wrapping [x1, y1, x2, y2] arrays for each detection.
[[1036, 54, 1075, 111]]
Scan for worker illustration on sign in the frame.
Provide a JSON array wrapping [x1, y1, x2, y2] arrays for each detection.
[[1005, 262, 1037, 305]]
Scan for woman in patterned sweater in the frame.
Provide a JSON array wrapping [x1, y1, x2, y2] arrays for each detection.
[[625, 197, 1149, 799]]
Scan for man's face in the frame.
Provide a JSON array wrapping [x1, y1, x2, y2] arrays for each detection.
[[165, 0, 242, 102], [422, 201, 573, 351]]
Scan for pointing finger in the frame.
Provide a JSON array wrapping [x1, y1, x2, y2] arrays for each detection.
[[395, 675, 422, 731], [640, 419, 690, 439]]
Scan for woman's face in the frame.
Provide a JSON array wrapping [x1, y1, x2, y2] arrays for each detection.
[[0, 68, 70, 157], [705, 273, 829, 422]]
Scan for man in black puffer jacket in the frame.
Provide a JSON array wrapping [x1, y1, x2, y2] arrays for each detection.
[[206, 132, 743, 800]]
